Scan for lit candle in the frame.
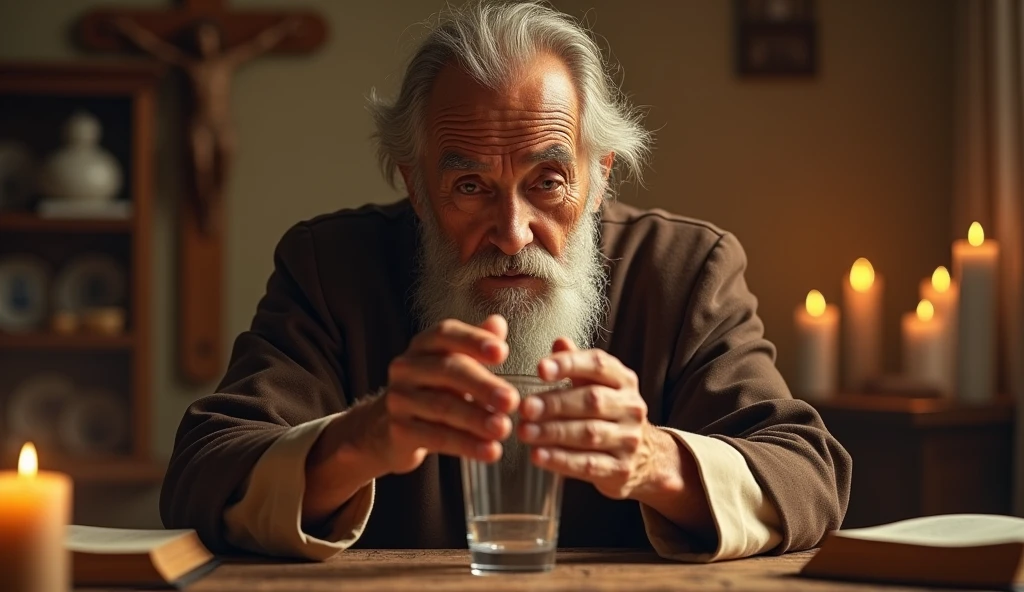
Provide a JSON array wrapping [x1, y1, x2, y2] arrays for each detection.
[[793, 290, 840, 401], [842, 258, 884, 391], [0, 443, 72, 592], [952, 222, 999, 404], [918, 266, 958, 395], [902, 299, 947, 394]]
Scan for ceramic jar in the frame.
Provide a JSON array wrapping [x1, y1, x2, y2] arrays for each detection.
[[40, 111, 123, 203]]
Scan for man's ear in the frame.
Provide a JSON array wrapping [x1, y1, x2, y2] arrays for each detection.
[[592, 152, 615, 212], [398, 165, 425, 218]]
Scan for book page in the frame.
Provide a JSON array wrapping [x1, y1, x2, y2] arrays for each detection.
[[838, 514, 1024, 547], [66, 525, 194, 554]]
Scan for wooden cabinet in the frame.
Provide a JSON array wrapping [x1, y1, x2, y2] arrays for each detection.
[[0, 62, 163, 483], [814, 394, 1014, 528]]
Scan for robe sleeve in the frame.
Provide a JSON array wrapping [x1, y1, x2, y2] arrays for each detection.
[[160, 223, 360, 555], [649, 232, 851, 557], [223, 413, 375, 559]]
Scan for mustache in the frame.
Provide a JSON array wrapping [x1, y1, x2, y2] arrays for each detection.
[[450, 246, 571, 289]]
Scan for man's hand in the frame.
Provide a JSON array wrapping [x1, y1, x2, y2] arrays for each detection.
[[519, 338, 715, 540], [303, 315, 520, 526], [373, 314, 520, 473], [518, 338, 672, 500]]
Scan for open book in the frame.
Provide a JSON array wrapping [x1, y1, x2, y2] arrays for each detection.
[[801, 514, 1024, 590], [67, 525, 218, 589]]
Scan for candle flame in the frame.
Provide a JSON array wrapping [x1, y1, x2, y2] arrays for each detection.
[[849, 258, 875, 292], [931, 266, 951, 293], [968, 222, 985, 247], [916, 299, 935, 322], [805, 290, 827, 317], [18, 442, 37, 477]]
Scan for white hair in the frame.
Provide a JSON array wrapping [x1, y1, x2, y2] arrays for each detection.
[[367, 0, 652, 197]]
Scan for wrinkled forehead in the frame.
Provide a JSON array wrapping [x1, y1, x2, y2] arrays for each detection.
[[423, 55, 582, 162]]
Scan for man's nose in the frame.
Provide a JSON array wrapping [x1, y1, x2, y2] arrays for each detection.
[[489, 194, 535, 256]]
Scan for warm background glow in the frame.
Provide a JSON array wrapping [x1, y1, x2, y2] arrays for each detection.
[[968, 221, 985, 247], [18, 442, 37, 477], [849, 258, 876, 293], [0, 0, 958, 530], [916, 299, 935, 322], [931, 266, 950, 292], [806, 290, 827, 317]]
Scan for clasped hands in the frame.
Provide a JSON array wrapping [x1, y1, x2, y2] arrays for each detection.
[[379, 314, 663, 500]]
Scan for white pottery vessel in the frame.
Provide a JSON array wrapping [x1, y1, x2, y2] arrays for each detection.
[[40, 111, 123, 203]]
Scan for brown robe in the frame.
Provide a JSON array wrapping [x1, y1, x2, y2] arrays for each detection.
[[160, 199, 851, 554]]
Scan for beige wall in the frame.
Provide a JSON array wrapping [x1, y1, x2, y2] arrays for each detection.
[[0, 0, 954, 527], [552, 0, 955, 382]]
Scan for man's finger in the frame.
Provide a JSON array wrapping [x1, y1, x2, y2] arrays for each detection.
[[519, 419, 636, 453], [389, 353, 519, 413], [391, 417, 501, 462], [519, 385, 643, 422], [410, 319, 508, 365], [550, 336, 577, 354], [387, 388, 511, 441], [479, 314, 508, 342], [531, 447, 625, 482], [538, 349, 635, 388]]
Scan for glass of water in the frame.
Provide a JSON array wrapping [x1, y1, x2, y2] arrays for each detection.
[[461, 374, 570, 575]]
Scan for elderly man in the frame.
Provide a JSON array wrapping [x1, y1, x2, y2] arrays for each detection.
[[161, 1, 850, 562]]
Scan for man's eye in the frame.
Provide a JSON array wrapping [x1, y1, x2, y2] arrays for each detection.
[[456, 182, 480, 195], [537, 178, 563, 191]]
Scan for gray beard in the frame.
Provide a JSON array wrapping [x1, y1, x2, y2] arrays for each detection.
[[411, 189, 609, 376]]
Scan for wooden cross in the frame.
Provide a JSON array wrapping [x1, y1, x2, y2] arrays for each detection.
[[78, 1, 327, 384]]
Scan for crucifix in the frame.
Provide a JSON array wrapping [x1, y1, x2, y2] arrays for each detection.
[[78, 1, 327, 384]]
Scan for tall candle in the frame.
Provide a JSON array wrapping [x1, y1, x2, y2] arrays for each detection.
[[0, 443, 72, 592], [918, 266, 958, 395], [952, 222, 999, 404], [842, 258, 884, 391], [794, 289, 840, 401], [902, 299, 947, 394]]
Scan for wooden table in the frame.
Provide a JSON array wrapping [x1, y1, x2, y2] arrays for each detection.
[[81, 549, 963, 591]]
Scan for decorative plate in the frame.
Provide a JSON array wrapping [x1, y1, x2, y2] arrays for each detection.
[[53, 253, 126, 312], [6, 374, 75, 447], [0, 255, 51, 332]]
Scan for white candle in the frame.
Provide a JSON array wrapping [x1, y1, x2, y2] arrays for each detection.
[[842, 258, 884, 391], [902, 299, 947, 394], [918, 266, 958, 395], [952, 222, 999, 404], [0, 443, 72, 592], [794, 290, 840, 401]]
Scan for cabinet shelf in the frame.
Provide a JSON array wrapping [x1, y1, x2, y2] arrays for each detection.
[[0, 213, 133, 233], [813, 394, 1013, 528], [0, 332, 134, 350], [1, 61, 160, 493]]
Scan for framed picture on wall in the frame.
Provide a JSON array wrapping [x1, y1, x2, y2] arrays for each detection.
[[735, 0, 818, 77]]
